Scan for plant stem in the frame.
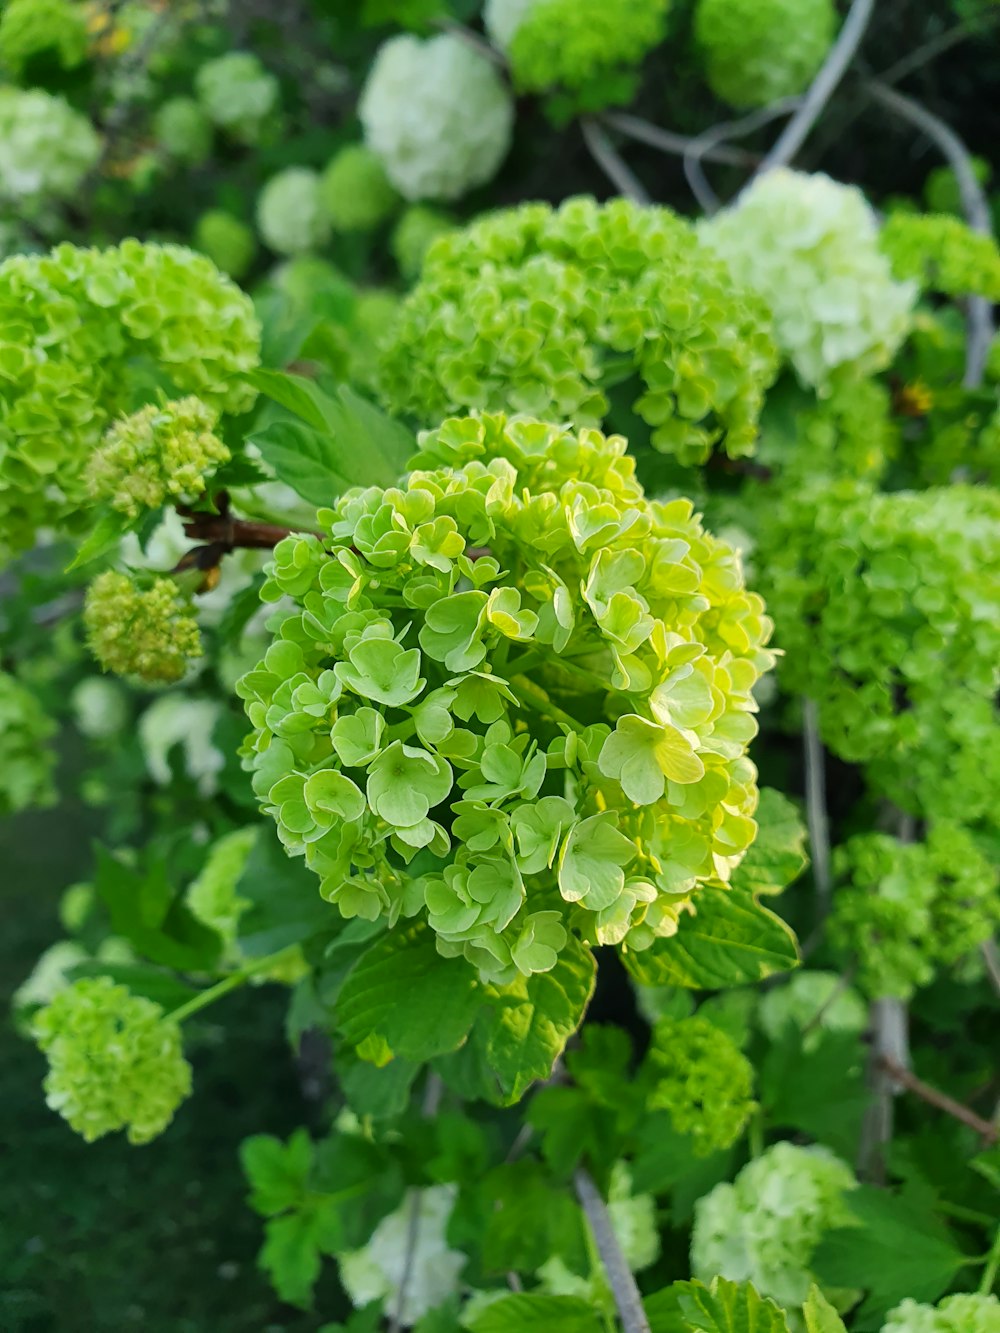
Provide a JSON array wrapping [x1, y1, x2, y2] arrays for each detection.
[[859, 995, 909, 1184], [756, 0, 875, 175], [981, 939, 1000, 999], [599, 111, 759, 168], [169, 951, 292, 1024], [802, 698, 833, 916], [980, 1224, 1000, 1296], [685, 99, 803, 213], [878, 1055, 998, 1143], [574, 1168, 651, 1333], [581, 118, 651, 204], [180, 512, 311, 550], [865, 79, 995, 388]]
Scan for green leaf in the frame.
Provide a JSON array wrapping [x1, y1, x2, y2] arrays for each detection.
[[469, 935, 596, 1104], [241, 1129, 313, 1216], [803, 1286, 848, 1333], [66, 510, 130, 571], [477, 1161, 588, 1276], [622, 887, 798, 989], [646, 1277, 791, 1332], [465, 1293, 604, 1332], [249, 367, 339, 432], [258, 1207, 334, 1308], [336, 921, 482, 1062], [247, 417, 353, 507], [760, 1033, 867, 1159], [813, 1186, 969, 1323], [732, 788, 809, 896], [235, 829, 333, 957]]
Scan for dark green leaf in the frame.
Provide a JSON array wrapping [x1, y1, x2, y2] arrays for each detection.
[[760, 1032, 867, 1159]]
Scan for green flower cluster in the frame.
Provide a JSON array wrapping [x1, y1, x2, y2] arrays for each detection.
[[645, 1015, 756, 1154], [391, 205, 454, 282], [194, 51, 280, 144], [0, 669, 56, 815], [0, 87, 99, 215], [85, 571, 203, 685], [0, 239, 259, 557], [257, 167, 330, 256], [756, 481, 1000, 771], [378, 197, 778, 465], [194, 210, 257, 280], [86, 396, 230, 519], [691, 1142, 858, 1320], [32, 977, 191, 1144], [700, 170, 915, 389], [320, 145, 399, 233], [882, 1294, 1000, 1333], [880, 213, 1000, 299], [757, 379, 899, 483], [486, 0, 671, 98], [359, 34, 513, 202], [0, 0, 89, 76], [154, 95, 213, 165], [239, 414, 773, 983], [693, 0, 836, 108], [830, 824, 1000, 999]]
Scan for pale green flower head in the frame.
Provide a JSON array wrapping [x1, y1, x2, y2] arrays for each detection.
[[71, 676, 129, 740], [0, 669, 56, 815], [881, 212, 1000, 300], [360, 33, 513, 201], [238, 414, 774, 981], [694, 0, 836, 109], [700, 169, 916, 389], [32, 976, 192, 1144], [882, 1293, 1000, 1333], [646, 1014, 757, 1154], [391, 205, 454, 281], [0, 87, 98, 214], [320, 144, 399, 232], [153, 96, 213, 164], [85, 571, 203, 686], [195, 51, 280, 143], [194, 209, 257, 280], [758, 970, 867, 1052], [257, 167, 331, 256]]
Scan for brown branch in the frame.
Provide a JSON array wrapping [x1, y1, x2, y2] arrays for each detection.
[[179, 512, 313, 551], [879, 1055, 998, 1143]]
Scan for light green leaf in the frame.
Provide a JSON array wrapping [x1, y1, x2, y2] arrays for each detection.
[[465, 1293, 605, 1332], [732, 788, 809, 896], [336, 922, 481, 1062], [67, 510, 131, 571], [258, 1209, 325, 1308], [622, 888, 799, 989], [646, 1277, 791, 1332], [241, 1128, 312, 1216], [249, 366, 338, 432], [246, 417, 352, 507], [803, 1286, 848, 1333]]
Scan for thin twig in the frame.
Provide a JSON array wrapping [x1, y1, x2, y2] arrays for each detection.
[[879, 1055, 998, 1143], [756, 0, 876, 176], [178, 512, 311, 550], [600, 111, 759, 168], [878, 23, 984, 88], [866, 79, 994, 388], [802, 698, 833, 915], [982, 940, 1000, 999], [389, 1074, 443, 1333], [859, 995, 909, 1183], [686, 99, 802, 213], [581, 118, 651, 204], [574, 1169, 651, 1333]]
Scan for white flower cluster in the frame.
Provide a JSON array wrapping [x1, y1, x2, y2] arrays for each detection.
[[257, 167, 330, 255], [700, 169, 915, 389], [0, 87, 99, 214], [882, 1294, 1000, 1333], [691, 1141, 858, 1327], [483, 0, 534, 50], [360, 34, 514, 201]]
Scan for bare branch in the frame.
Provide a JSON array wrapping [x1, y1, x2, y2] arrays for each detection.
[[756, 0, 876, 176], [600, 110, 759, 168], [581, 118, 651, 204], [802, 698, 833, 915], [879, 1055, 998, 1143], [982, 939, 1000, 999], [859, 995, 909, 1183], [574, 1169, 651, 1333], [686, 98, 802, 214], [866, 78, 994, 388], [878, 23, 986, 88], [389, 1074, 443, 1333]]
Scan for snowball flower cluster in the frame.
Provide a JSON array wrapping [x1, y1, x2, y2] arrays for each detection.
[[830, 823, 1000, 999], [85, 572, 203, 685], [195, 51, 279, 143], [0, 0, 89, 76], [32, 977, 192, 1144], [239, 414, 773, 983], [646, 1015, 756, 1154], [257, 167, 330, 256], [320, 144, 399, 232], [360, 34, 513, 201], [194, 210, 257, 279], [0, 670, 56, 815], [487, 0, 670, 99], [86, 396, 229, 518], [700, 169, 915, 389], [71, 677, 128, 740], [153, 96, 213, 165], [694, 0, 836, 109], [692, 1142, 858, 1323], [139, 695, 225, 795], [0, 239, 259, 558], [339, 1185, 465, 1325], [378, 197, 778, 465], [880, 212, 1000, 300], [0, 87, 99, 215], [882, 1293, 1000, 1333]]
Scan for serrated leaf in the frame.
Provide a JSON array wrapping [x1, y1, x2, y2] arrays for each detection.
[[336, 921, 482, 1062], [241, 1129, 313, 1216], [732, 788, 809, 896], [248, 417, 353, 507], [467, 936, 596, 1103], [622, 888, 798, 989], [66, 510, 130, 570], [812, 1186, 969, 1323], [465, 1293, 604, 1332], [258, 1205, 338, 1308], [803, 1286, 848, 1333], [646, 1277, 791, 1332]]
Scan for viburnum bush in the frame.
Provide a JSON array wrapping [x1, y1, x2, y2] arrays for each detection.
[[3, 3, 999, 1331]]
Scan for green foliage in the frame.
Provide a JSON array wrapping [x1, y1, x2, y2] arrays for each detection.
[[84, 571, 203, 684], [646, 1275, 794, 1331], [32, 976, 192, 1144], [153, 95, 214, 165], [0, 0, 89, 77], [379, 197, 778, 464], [694, 0, 836, 109]]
